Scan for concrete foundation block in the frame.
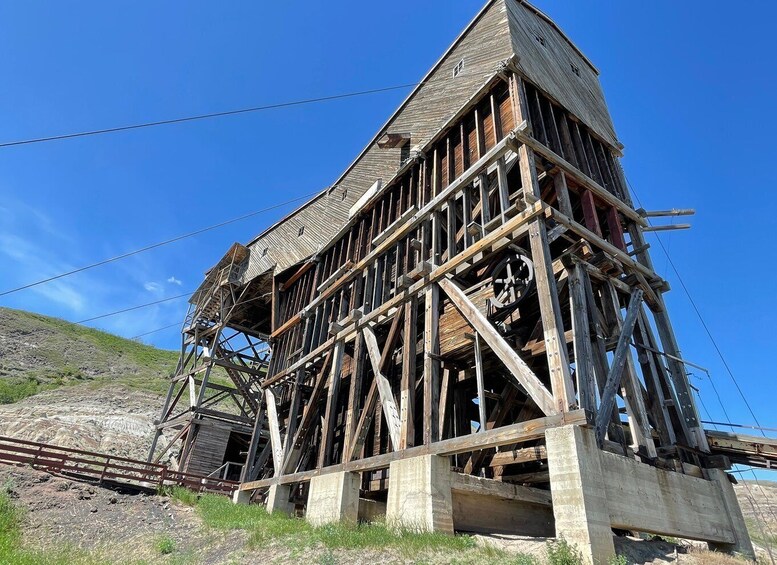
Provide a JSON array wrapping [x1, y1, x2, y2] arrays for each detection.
[[546, 425, 615, 565], [306, 471, 360, 526], [266, 483, 295, 515], [386, 454, 453, 533], [232, 489, 251, 505], [707, 469, 756, 561]]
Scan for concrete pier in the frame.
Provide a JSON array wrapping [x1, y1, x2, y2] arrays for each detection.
[[386, 454, 454, 533], [707, 468, 756, 560], [546, 425, 615, 565], [306, 471, 360, 526], [266, 483, 295, 515]]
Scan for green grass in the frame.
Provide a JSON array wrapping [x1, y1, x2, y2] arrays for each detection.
[[0, 491, 107, 565], [165, 486, 200, 507], [179, 490, 539, 562], [155, 535, 176, 555], [546, 538, 584, 565], [0, 306, 180, 403], [745, 518, 777, 550]]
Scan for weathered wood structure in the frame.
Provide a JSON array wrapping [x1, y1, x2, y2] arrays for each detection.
[[149, 1, 757, 562]]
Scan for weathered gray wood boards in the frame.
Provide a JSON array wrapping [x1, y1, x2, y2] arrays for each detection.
[[155, 1, 756, 562]]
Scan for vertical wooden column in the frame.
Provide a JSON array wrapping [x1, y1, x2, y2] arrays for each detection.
[[568, 263, 597, 413], [514, 75, 576, 412], [342, 334, 366, 459], [423, 285, 440, 445], [400, 297, 417, 448], [318, 340, 345, 468], [613, 161, 707, 451]]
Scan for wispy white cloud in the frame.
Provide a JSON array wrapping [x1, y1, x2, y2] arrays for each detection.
[[144, 282, 162, 292], [167, 276, 182, 286], [0, 232, 86, 312]]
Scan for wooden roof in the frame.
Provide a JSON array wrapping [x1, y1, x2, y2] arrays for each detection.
[[231, 0, 619, 283]]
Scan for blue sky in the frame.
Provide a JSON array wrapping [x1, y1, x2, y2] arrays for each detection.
[[1, 1, 775, 439]]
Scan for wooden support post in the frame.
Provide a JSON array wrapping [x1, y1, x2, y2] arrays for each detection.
[[568, 263, 597, 413], [496, 157, 510, 221], [438, 367, 453, 439], [601, 285, 656, 458], [580, 190, 602, 237], [400, 298, 417, 449], [474, 334, 487, 431], [363, 326, 402, 450], [281, 352, 332, 474], [283, 369, 304, 458], [318, 341, 345, 468], [528, 217, 576, 412], [343, 334, 366, 458], [265, 388, 284, 474], [438, 277, 556, 416], [594, 289, 644, 448], [554, 171, 574, 217], [423, 285, 441, 444]]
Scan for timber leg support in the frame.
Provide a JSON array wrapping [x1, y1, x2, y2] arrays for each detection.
[[707, 469, 756, 561], [386, 454, 453, 534], [546, 425, 615, 565], [266, 483, 295, 515], [306, 471, 360, 526]]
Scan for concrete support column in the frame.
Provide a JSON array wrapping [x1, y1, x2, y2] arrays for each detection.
[[386, 454, 453, 533], [546, 425, 615, 565], [306, 471, 360, 526], [707, 469, 756, 561], [266, 483, 295, 515], [232, 489, 251, 505]]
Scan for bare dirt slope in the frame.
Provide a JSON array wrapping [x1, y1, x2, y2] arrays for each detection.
[[0, 384, 174, 462]]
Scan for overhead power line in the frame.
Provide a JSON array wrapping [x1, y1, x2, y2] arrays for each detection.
[[0, 191, 317, 298], [0, 84, 417, 149], [0, 67, 493, 150], [626, 177, 767, 437], [75, 292, 192, 324], [130, 322, 181, 340]]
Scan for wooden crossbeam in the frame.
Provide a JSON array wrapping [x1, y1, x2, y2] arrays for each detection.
[[241, 409, 591, 490], [280, 351, 332, 474], [437, 277, 557, 416], [362, 326, 402, 450], [264, 388, 284, 474], [594, 289, 644, 447]]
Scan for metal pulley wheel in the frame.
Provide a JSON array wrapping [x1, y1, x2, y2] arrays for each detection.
[[491, 249, 535, 310]]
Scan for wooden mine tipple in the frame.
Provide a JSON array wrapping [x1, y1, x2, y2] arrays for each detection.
[[149, 2, 759, 562]]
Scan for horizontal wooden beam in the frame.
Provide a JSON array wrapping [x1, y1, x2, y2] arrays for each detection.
[[451, 473, 552, 506], [240, 409, 590, 490], [508, 133, 645, 226]]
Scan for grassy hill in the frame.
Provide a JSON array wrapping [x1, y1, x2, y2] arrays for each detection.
[[0, 306, 179, 403]]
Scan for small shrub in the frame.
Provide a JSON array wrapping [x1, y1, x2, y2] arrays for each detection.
[[547, 538, 584, 565], [0, 377, 39, 404], [168, 486, 199, 507], [609, 555, 629, 565], [317, 550, 337, 565], [156, 535, 176, 555]]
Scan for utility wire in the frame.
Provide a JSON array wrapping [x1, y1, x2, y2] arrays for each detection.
[[130, 322, 181, 340], [0, 68, 489, 150], [0, 68, 494, 298], [0, 84, 417, 148], [630, 175, 776, 561], [625, 177, 767, 437], [0, 191, 316, 298], [75, 292, 191, 324]]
